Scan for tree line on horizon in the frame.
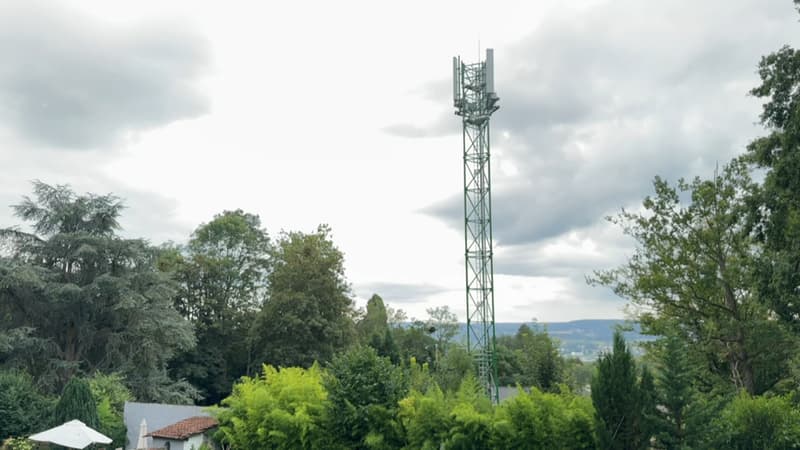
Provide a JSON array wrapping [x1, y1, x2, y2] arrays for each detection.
[[4, 1, 800, 448], [0, 182, 578, 447]]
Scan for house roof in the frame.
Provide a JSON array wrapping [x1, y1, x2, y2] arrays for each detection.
[[146, 416, 219, 440]]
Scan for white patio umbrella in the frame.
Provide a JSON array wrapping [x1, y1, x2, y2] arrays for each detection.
[[136, 418, 148, 449], [29, 419, 112, 449]]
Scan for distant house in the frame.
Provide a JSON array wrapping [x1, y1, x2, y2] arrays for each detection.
[[123, 402, 212, 450], [146, 416, 219, 450]]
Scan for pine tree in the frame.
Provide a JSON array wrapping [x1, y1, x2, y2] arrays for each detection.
[[53, 377, 99, 428], [638, 366, 658, 448], [652, 334, 694, 449], [591, 330, 644, 450], [0, 182, 196, 401]]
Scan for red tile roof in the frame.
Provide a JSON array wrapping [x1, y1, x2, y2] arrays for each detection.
[[146, 416, 218, 440]]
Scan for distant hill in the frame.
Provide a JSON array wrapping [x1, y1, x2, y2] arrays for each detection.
[[457, 319, 653, 361]]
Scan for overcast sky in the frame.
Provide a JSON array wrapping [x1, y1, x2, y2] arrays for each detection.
[[1, 0, 798, 322]]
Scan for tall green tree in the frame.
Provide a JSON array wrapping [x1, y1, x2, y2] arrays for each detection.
[[358, 294, 389, 341], [168, 210, 271, 404], [0, 182, 195, 401], [638, 366, 658, 448], [591, 162, 794, 395], [745, 10, 800, 333], [357, 294, 398, 362], [53, 377, 99, 428], [648, 332, 698, 449], [252, 225, 356, 368], [591, 330, 644, 450]]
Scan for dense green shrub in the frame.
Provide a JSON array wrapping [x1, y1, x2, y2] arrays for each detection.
[[398, 375, 496, 450], [88, 372, 132, 449], [323, 346, 408, 450], [442, 375, 494, 450], [0, 370, 53, 440], [398, 384, 450, 449], [214, 364, 327, 450], [492, 387, 596, 450], [710, 392, 800, 449], [0, 437, 35, 450]]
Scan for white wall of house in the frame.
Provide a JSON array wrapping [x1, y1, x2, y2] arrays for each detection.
[[185, 434, 205, 449], [151, 434, 207, 450], [152, 437, 184, 450]]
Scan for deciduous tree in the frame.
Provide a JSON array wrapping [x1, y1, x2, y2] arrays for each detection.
[[496, 324, 564, 392], [591, 163, 794, 395], [425, 306, 459, 354], [745, 27, 800, 333], [168, 210, 271, 404], [252, 225, 356, 368]]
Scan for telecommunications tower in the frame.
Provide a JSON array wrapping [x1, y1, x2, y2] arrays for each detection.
[[453, 49, 500, 403]]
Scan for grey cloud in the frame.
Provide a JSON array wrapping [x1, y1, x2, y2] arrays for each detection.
[[507, 297, 627, 322], [495, 246, 629, 279], [500, 274, 627, 322], [0, 2, 211, 149], [421, 0, 800, 248], [355, 282, 454, 304], [114, 187, 194, 245]]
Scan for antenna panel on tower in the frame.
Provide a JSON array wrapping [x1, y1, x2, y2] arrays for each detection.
[[453, 56, 461, 104], [485, 49, 495, 94]]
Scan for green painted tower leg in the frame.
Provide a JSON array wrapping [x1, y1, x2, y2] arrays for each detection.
[[453, 50, 500, 403]]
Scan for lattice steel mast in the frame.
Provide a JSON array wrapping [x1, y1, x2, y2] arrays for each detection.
[[453, 49, 500, 403]]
